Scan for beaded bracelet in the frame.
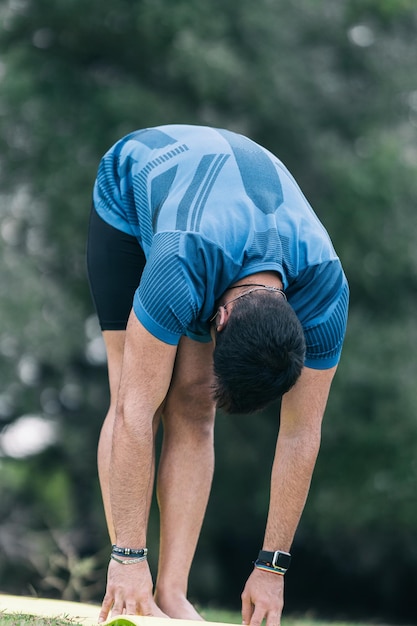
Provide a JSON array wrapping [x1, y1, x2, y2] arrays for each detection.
[[110, 554, 147, 565], [111, 545, 148, 558]]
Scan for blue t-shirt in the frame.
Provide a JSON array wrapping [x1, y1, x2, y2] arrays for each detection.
[[93, 124, 349, 369]]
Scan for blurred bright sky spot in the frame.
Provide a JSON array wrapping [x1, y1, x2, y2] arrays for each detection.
[[0, 414, 58, 458], [85, 336, 107, 365], [348, 24, 375, 47], [84, 315, 107, 365], [17, 355, 41, 386]]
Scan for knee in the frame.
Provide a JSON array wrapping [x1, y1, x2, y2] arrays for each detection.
[[164, 380, 216, 436]]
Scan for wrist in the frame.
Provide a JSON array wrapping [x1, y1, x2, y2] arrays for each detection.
[[111, 545, 148, 565], [112, 545, 148, 557], [254, 549, 291, 575]]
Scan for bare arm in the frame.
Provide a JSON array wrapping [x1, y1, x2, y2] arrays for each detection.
[[242, 365, 337, 626], [99, 312, 178, 621]]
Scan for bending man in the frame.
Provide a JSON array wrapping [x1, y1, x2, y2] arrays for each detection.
[[86, 124, 349, 625]]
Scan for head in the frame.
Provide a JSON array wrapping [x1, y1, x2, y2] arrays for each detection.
[[212, 291, 305, 414]]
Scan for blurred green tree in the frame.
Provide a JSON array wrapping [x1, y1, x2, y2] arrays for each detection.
[[0, 0, 416, 621]]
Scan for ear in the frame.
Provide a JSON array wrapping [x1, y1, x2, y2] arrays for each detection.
[[216, 306, 231, 332]]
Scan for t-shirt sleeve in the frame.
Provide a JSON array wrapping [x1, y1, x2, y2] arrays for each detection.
[[303, 279, 349, 369], [287, 261, 349, 370], [133, 232, 201, 345], [133, 232, 241, 344]]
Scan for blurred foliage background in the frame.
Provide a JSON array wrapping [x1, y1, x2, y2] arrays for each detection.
[[0, 0, 417, 623]]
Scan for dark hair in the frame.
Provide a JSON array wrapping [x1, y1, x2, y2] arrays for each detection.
[[212, 292, 306, 414]]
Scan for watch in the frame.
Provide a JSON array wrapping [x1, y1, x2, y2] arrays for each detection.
[[257, 549, 292, 571]]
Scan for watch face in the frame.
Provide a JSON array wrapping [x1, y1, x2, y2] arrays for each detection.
[[274, 552, 291, 569]]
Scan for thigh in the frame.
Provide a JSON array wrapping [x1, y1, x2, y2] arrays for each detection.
[[86, 205, 146, 330]]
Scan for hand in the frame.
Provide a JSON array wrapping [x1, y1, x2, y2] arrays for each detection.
[[241, 567, 284, 626], [99, 559, 168, 623]]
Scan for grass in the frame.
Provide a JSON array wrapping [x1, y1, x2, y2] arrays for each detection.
[[0, 616, 81, 626], [202, 610, 393, 626], [0, 609, 398, 626]]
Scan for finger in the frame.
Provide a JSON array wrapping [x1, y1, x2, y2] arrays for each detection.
[[140, 599, 167, 618], [248, 605, 266, 626], [111, 601, 125, 618], [98, 594, 113, 623], [241, 592, 254, 626], [125, 600, 138, 615], [265, 609, 282, 626]]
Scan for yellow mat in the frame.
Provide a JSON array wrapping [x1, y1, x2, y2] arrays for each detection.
[[0, 594, 100, 624], [0, 594, 232, 626]]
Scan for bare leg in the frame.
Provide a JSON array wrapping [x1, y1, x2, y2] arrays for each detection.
[[154, 338, 215, 619], [98, 330, 126, 543]]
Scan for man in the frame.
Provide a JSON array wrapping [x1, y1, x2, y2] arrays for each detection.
[[86, 124, 349, 625]]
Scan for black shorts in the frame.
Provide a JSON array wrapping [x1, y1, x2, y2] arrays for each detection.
[[86, 205, 146, 330]]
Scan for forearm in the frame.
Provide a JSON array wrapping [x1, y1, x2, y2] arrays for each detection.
[[107, 315, 177, 547], [242, 367, 335, 626], [262, 366, 336, 551], [263, 430, 320, 551], [110, 407, 155, 546]]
